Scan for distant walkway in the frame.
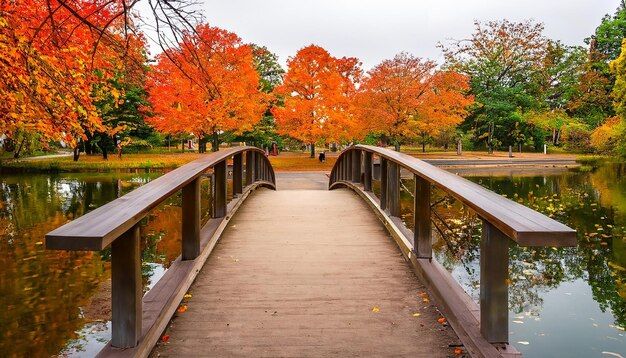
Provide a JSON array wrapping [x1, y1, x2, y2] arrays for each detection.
[[151, 173, 460, 357]]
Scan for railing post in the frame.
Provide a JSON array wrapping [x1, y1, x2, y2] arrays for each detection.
[[380, 158, 388, 210], [182, 177, 200, 260], [245, 151, 254, 185], [388, 161, 400, 217], [213, 160, 227, 218], [414, 175, 431, 258], [352, 150, 361, 183], [111, 224, 141, 348], [480, 221, 509, 343], [233, 153, 243, 195], [363, 151, 372, 191], [254, 152, 261, 181]]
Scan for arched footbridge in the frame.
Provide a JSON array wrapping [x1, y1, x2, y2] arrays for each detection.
[[46, 145, 576, 357]]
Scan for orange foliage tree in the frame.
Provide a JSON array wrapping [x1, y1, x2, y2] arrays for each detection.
[[272, 45, 362, 158], [147, 24, 267, 152], [354, 53, 473, 151], [0, 0, 147, 159]]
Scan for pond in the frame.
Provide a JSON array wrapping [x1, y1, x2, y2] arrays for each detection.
[[385, 163, 626, 357], [1, 164, 625, 357]]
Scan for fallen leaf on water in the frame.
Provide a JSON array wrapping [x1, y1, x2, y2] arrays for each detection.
[[177, 305, 188, 313], [437, 317, 446, 324], [512, 320, 524, 324], [517, 341, 529, 345], [609, 324, 625, 331], [372, 307, 379, 312], [602, 352, 624, 358], [422, 298, 430, 303], [184, 294, 192, 299], [454, 348, 462, 355], [412, 312, 421, 317]]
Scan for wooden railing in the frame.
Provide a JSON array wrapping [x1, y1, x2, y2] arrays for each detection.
[[329, 145, 576, 356], [46, 146, 275, 353]]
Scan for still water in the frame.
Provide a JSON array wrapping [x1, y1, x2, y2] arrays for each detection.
[[391, 163, 626, 357], [1, 164, 625, 357]]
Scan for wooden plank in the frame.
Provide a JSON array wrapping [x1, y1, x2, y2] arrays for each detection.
[[233, 153, 243, 195], [350, 145, 576, 247], [182, 178, 200, 260], [151, 189, 461, 357], [414, 174, 432, 259], [46, 147, 268, 251], [98, 183, 267, 358]]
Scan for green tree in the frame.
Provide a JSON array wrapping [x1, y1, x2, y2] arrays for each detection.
[[441, 19, 548, 152]]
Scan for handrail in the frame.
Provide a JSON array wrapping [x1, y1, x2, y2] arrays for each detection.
[[329, 145, 576, 356], [46, 146, 275, 351]]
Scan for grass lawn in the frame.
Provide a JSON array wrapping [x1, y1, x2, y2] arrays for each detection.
[[0, 147, 587, 173]]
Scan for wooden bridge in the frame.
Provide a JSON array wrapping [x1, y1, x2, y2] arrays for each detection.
[[46, 146, 577, 357]]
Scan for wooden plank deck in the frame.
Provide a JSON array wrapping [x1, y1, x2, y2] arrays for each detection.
[[151, 174, 461, 357]]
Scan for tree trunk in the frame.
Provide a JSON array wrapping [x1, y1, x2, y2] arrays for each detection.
[[212, 132, 219, 152], [98, 135, 109, 160], [394, 141, 400, 152], [310, 142, 315, 158], [181, 138, 185, 153], [13, 138, 25, 159], [73, 146, 80, 161], [422, 141, 426, 153]]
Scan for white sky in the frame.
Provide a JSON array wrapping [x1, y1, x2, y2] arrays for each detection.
[[190, 0, 620, 71]]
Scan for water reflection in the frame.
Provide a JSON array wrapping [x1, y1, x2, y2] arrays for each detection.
[[391, 163, 626, 356], [0, 172, 193, 356]]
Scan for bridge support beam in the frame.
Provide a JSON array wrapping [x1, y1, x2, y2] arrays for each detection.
[[214, 160, 227, 218], [414, 175, 431, 258], [352, 150, 361, 183], [388, 162, 400, 217], [182, 178, 200, 260], [111, 224, 141, 348], [233, 153, 243, 195], [380, 158, 388, 211], [363, 152, 372, 191], [480, 221, 509, 344], [245, 151, 254, 185]]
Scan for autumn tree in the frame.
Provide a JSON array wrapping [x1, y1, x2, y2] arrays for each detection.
[[0, 0, 145, 159], [354, 53, 473, 152], [231, 45, 285, 149], [441, 19, 548, 152], [147, 24, 267, 152], [272, 45, 362, 158]]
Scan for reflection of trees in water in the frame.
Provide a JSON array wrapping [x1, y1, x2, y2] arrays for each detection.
[[397, 169, 626, 326], [0, 173, 167, 356]]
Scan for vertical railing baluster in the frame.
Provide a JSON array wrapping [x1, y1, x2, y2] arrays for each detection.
[[233, 153, 243, 195], [480, 221, 509, 343], [246, 151, 254, 185], [363, 151, 372, 191], [111, 224, 141, 348], [414, 175, 431, 258], [213, 160, 227, 218], [352, 149, 361, 183], [254, 152, 261, 181], [388, 161, 400, 216], [380, 158, 388, 210], [182, 178, 200, 260]]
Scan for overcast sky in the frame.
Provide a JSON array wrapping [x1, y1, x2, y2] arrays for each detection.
[[186, 0, 620, 71]]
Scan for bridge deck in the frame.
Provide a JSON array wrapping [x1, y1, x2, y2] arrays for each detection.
[[151, 173, 460, 357]]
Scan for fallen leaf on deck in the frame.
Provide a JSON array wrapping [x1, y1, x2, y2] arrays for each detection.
[[372, 307, 379, 312], [177, 305, 188, 312], [422, 298, 430, 303], [412, 312, 421, 317], [161, 335, 169, 342], [437, 317, 446, 324], [420, 292, 427, 297], [454, 348, 462, 355], [184, 294, 192, 299]]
